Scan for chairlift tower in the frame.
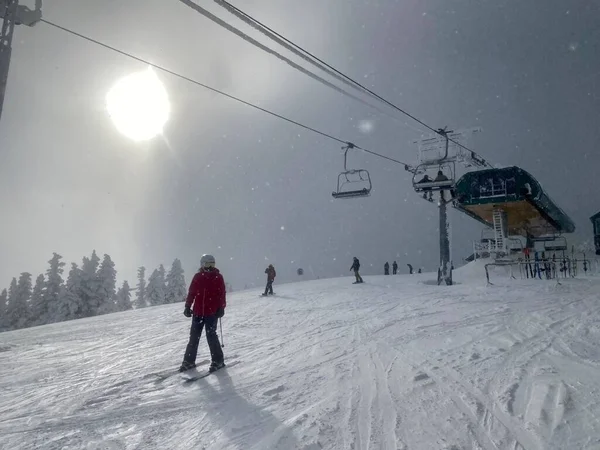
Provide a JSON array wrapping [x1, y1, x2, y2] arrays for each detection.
[[411, 127, 483, 285], [0, 0, 41, 121]]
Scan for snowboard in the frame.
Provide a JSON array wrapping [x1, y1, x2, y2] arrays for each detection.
[[181, 360, 240, 382], [260, 293, 276, 297]]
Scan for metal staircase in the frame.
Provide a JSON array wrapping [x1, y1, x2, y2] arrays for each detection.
[[492, 209, 508, 258]]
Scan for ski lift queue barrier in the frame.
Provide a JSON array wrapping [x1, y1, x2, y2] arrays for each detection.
[[485, 261, 560, 286]]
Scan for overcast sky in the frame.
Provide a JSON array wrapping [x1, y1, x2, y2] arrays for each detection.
[[1, 0, 598, 290]]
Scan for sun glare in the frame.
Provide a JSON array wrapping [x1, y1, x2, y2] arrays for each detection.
[[106, 68, 170, 141]]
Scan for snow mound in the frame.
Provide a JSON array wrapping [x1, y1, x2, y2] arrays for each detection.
[[1, 270, 600, 449]]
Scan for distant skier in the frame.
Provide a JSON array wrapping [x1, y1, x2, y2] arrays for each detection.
[[392, 261, 398, 275], [418, 268, 422, 274], [180, 254, 226, 373], [407, 263, 414, 274], [350, 257, 363, 284], [263, 264, 276, 296], [384, 262, 390, 275]]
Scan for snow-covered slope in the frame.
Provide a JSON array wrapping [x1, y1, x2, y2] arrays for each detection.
[[2, 263, 600, 449]]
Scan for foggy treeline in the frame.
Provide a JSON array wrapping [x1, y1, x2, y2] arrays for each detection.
[[0, 251, 194, 332]]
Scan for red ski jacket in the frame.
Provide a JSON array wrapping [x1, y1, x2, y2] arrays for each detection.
[[185, 268, 226, 317]]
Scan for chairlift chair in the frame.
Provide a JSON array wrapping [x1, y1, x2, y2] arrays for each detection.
[[412, 162, 456, 193], [543, 236, 567, 253], [332, 144, 372, 199]]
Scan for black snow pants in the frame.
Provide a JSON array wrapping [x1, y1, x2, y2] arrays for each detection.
[[183, 315, 223, 365], [354, 270, 363, 283], [264, 279, 274, 295]]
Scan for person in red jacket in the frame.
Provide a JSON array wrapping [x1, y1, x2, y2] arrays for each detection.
[[180, 254, 226, 373], [262, 264, 276, 296]]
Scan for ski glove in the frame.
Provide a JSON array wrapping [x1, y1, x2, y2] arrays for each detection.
[[216, 307, 225, 319], [183, 306, 192, 318]]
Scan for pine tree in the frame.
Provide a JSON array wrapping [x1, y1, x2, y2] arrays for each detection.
[[44, 253, 66, 324], [29, 274, 46, 326], [134, 266, 147, 309], [7, 273, 32, 329], [165, 259, 187, 304], [115, 281, 133, 311], [158, 264, 166, 284], [80, 250, 100, 316], [96, 254, 117, 315], [55, 263, 84, 321], [146, 268, 165, 306], [0, 288, 8, 330], [6, 277, 17, 330], [6, 278, 17, 321], [157, 263, 167, 302]]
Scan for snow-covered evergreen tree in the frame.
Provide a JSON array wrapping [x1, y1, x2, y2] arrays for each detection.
[[115, 281, 132, 311], [165, 259, 186, 304], [96, 254, 117, 315], [146, 268, 165, 306], [55, 263, 84, 322], [157, 263, 167, 303], [0, 288, 8, 330], [134, 266, 147, 309], [44, 253, 66, 324], [80, 250, 100, 316], [29, 274, 46, 326], [7, 273, 32, 329], [6, 278, 17, 324]]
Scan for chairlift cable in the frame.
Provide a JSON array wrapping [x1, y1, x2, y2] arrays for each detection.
[[209, 0, 378, 100], [177, 0, 400, 119], [39, 18, 416, 172], [213, 0, 493, 168]]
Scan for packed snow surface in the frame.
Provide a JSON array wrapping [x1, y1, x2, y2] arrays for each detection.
[[2, 261, 600, 449]]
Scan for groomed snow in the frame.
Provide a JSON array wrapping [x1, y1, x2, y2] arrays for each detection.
[[2, 261, 600, 449]]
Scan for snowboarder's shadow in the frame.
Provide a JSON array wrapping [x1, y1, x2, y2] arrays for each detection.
[[195, 370, 299, 448], [270, 294, 294, 300]]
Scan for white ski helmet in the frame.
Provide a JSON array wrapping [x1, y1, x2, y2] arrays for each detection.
[[200, 254, 216, 268]]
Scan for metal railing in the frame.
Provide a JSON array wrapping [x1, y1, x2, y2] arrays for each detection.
[[485, 260, 560, 286], [479, 180, 507, 199]]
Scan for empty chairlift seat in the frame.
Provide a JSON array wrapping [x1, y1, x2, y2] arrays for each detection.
[[332, 144, 372, 199], [543, 236, 568, 253]]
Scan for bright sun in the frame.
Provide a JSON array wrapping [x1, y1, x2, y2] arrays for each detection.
[[106, 68, 170, 141]]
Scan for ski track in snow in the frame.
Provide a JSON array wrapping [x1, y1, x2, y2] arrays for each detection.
[[2, 261, 600, 449]]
